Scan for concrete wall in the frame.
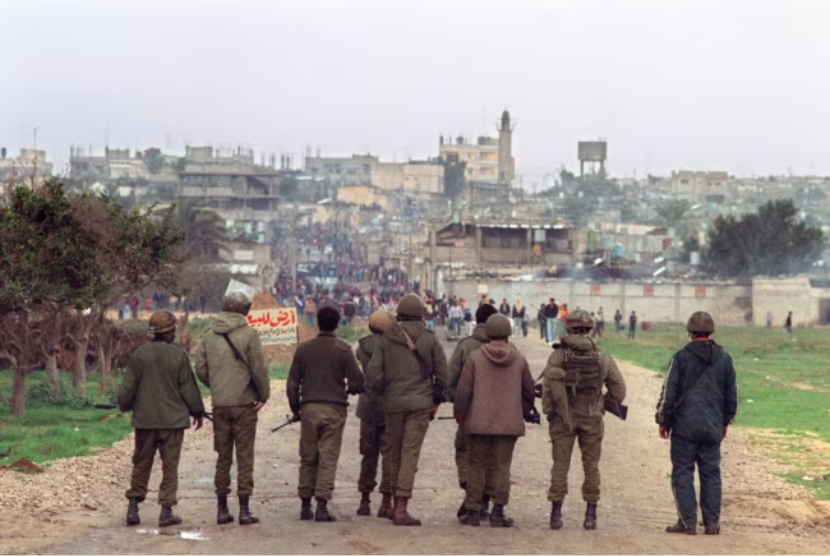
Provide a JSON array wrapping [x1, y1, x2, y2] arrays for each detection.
[[752, 276, 830, 327], [442, 278, 753, 326]]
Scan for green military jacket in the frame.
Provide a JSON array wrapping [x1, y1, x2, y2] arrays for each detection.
[[195, 312, 271, 408], [118, 341, 205, 429], [541, 334, 626, 427], [447, 324, 489, 402], [365, 320, 448, 413], [356, 333, 385, 425]]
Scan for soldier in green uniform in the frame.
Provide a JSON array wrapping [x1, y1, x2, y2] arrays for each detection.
[[287, 306, 365, 522], [195, 292, 271, 526], [541, 309, 626, 531], [447, 303, 498, 522], [118, 311, 205, 528], [355, 310, 396, 518], [365, 294, 449, 526]]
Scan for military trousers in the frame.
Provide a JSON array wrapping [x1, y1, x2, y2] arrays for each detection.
[[385, 409, 431, 499], [213, 405, 258, 496], [548, 417, 604, 502], [465, 435, 517, 511], [358, 419, 393, 495], [671, 436, 722, 527], [298, 402, 347, 501], [126, 428, 184, 506], [454, 423, 495, 494]]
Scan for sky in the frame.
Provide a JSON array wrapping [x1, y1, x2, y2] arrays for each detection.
[[2, 0, 830, 186]]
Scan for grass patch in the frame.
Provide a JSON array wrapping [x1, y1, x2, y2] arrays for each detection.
[[269, 364, 289, 380], [337, 325, 370, 344], [597, 323, 830, 497]]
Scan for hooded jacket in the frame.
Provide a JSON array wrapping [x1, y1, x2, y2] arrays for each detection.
[[365, 321, 448, 413], [656, 340, 738, 443], [356, 333, 385, 425], [195, 312, 271, 408], [453, 343, 536, 436], [447, 324, 490, 401]]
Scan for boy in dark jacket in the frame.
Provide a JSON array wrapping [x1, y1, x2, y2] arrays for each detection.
[[656, 312, 738, 536]]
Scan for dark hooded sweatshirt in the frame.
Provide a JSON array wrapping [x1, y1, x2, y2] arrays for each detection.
[[656, 340, 738, 444], [365, 321, 448, 413], [453, 343, 536, 437]]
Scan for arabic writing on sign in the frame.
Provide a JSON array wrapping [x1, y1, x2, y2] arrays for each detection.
[[247, 309, 298, 345]]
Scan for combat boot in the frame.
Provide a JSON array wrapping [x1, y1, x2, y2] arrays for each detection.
[[704, 523, 720, 535], [377, 493, 393, 519], [238, 494, 260, 525], [158, 505, 182, 528], [300, 497, 314, 521], [465, 509, 480, 526], [480, 495, 491, 521], [665, 519, 697, 535], [489, 503, 514, 528], [315, 498, 337, 522], [549, 501, 563, 530], [457, 500, 468, 524], [217, 494, 234, 525], [125, 498, 140, 526], [583, 501, 598, 530], [392, 496, 421, 526], [356, 492, 372, 516]]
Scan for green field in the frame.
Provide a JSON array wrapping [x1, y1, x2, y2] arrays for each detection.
[[598, 324, 830, 498]]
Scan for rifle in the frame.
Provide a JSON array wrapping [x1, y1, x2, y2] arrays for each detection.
[[95, 402, 214, 423], [604, 397, 628, 421], [271, 414, 299, 433], [436, 416, 456, 421]]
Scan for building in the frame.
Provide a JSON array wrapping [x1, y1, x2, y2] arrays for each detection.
[[0, 148, 54, 186], [667, 170, 729, 202], [304, 154, 378, 188], [438, 109, 514, 185], [370, 161, 444, 196]]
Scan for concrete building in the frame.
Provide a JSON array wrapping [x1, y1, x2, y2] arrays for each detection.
[[0, 148, 54, 185], [438, 109, 514, 185], [667, 170, 729, 202], [370, 161, 444, 196], [304, 154, 378, 188]]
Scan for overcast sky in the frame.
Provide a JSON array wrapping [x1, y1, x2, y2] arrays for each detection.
[[2, 0, 829, 184]]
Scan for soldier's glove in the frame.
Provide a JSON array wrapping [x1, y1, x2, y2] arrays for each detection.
[[524, 407, 541, 425], [346, 385, 365, 396], [534, 383, 543, 399], [291, 411, 301, 423]]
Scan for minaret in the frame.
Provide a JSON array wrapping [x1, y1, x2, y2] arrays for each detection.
[[498, 109, 514, 185]]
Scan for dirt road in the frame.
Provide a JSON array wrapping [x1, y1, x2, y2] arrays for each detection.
[[3, 335, 830, 554]]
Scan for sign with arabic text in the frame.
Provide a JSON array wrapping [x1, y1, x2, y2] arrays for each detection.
[[246, 308, 298, 346]]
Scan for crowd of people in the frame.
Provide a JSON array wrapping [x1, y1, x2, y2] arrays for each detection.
[[117, 290, 736, 537]]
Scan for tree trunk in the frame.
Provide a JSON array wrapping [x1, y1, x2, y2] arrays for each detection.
[[11, 366, 27, 416], [97, 343, 109, 394], [73, 337, 88, 397], [45, 351, 61, 398]]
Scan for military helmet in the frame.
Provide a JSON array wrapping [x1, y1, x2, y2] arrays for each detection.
[[566, 308, 594, 330], [396, 294, 425, 318], [148, 311, 177, 334], [687, 311, 715, 334], [485, 314, 513, 338], [223, 291, 252, 315], [368, 310, 395, 332]]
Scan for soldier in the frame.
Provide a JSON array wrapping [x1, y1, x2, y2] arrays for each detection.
[[447, 303, 498, 523], [454, 314, 538, 527], [365, 293, 448, 526], [542, 308, 626, 530], [355, 310, 396, 518], [195, 292, 271, 526], [118, 311, 205, 528], [287, 306, 365, 522], [656, 312, 738, 535]]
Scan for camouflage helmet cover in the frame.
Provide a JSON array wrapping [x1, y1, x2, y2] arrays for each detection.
[[368, 310, 395, 332], [148, 311, 177, 334], [566, 308, 594, 330], [396, 294, 426, 318], [687, 311, 715, 334], [485, 314, 513, 338]]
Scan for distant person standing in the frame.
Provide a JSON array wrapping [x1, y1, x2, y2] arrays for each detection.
[[628, 311, 638, 340], [558, 304, 570, 339], [542, 299, 559, 343], [614, 309, 623, 332], [448, 300, 464, 337], [785, 311, 794, 340], [537, 301, 548, 340], [765, 310, 773, 328], [118, 312, 205, 528], [592, 307, 604, 338], [499, 299, 511, 317], [656, 312, 738, 535], [512, 300, 526, 337]]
